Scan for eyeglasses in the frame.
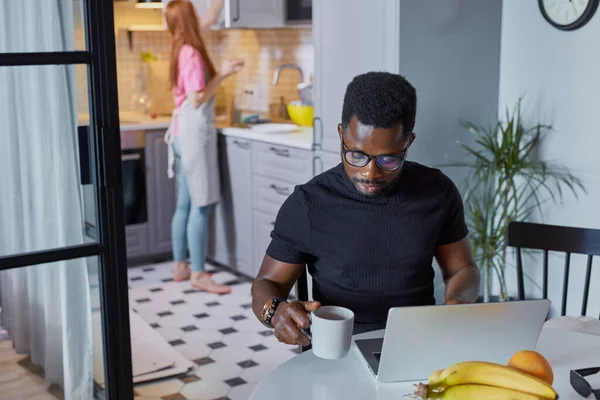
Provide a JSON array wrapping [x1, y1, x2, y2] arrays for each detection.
[[571, 367, 600, 399], [341, 137, 408, 171]]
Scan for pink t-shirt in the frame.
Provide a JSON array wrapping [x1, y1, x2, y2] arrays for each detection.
[[172, 44, 206, 135]]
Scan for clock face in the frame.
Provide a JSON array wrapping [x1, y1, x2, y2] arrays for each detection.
[[540, 0, 600, 30]]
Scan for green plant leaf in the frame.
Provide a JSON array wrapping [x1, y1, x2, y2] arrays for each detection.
[[444, 97, 587, 299]]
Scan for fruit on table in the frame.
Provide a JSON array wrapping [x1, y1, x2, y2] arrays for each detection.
[[427, 369, 445, 386], [416, 361, 557, 400], [508, 350, 554, 385], [421, 383, 551, 400]]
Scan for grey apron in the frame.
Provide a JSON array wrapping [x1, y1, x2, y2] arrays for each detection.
[[165, 94, 220, 208]]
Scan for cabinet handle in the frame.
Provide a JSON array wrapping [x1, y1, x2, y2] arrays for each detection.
[[312, 156, 323, 177], [232, 139, 250, 149], [270, 184, 290, 196], [121, 153, 141, 161], [270, 147, 290, 157], [313, 116, 323, 149], [233, 0, 240, 22]]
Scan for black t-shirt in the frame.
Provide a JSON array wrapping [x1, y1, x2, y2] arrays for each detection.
[[266, 162, 468, 333]]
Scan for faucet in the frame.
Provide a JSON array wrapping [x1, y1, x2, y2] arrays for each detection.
[[272, 63, 304, 85]]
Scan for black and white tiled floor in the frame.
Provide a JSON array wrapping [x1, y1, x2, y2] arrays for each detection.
[[127, 261, 298, 400]]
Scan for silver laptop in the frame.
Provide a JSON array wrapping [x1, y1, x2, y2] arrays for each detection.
[[354, 299, 551, 383]]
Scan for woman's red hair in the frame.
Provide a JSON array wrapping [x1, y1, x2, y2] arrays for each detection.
[[165, 0, 217, 89]]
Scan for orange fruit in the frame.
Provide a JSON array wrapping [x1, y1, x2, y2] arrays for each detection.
[[508, 350, 554, 385]]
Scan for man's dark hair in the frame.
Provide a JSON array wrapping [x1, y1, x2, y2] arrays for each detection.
[[341, 71, 417, 134]]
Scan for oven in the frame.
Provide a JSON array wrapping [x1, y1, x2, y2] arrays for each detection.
[[121, 130, 148, 226]]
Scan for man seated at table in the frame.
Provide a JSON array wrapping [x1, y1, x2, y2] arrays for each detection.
[[250, 71, 480, 347]]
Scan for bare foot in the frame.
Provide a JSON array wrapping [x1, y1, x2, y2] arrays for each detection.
[[190, 272, 232, 294], [173, 261, 191, 281]]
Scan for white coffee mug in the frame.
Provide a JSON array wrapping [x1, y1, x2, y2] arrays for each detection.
[[309, 305, 355, 360]]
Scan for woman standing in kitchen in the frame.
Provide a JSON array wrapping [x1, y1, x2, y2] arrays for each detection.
[[165, 0, 244, 293]]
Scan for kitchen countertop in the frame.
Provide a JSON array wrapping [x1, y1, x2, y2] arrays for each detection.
[[121, 119, 172, 131], [220, 126, 314, 150], [78, 111, 173, 131], [79, 111, 314, 150]]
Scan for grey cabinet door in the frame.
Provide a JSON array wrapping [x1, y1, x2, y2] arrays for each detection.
[[253, 210, 277, 278], [223, 0, 285, 29], [252, 175, 296, 216], [189, 0, 225, 29], [313, 0, 399, 153], [252, 142, 313, 185], [209, 135, 232, 266], [210, 135, 254, 277], [253, 209, 309, 300], [145, 129, 176, 255], [125, 224, 149, 259], [209, 193, 230, 267], [312, 150, 341, 177], [226, 137, 254, 277]]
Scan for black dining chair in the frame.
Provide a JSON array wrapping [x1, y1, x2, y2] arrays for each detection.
[[296, 268, 310, 303], [295, 268, 312, 353], [506, 221, 600, 319]]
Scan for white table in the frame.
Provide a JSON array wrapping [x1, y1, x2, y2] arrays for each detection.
[[250, 324, 600, 400]]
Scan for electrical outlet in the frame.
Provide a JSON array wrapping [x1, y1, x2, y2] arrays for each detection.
[[252, 85, 269, 113], [236, 84, 256, 111], [237, 84, 269, 113]]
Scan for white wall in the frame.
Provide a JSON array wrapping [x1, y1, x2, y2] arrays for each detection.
[[498, 0, 600, 317]]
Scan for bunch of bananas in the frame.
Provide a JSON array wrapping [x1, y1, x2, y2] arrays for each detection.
[[414, 361, 559, 400]]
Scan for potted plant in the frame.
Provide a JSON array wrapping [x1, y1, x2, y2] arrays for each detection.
[[441, 98, 586, 302]]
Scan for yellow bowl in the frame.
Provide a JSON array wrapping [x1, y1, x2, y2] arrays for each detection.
[[286, 102, 314, 126]]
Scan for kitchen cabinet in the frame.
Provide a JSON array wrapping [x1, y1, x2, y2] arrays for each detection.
[[312, 150, 341, 176], [252, 210, 277, 278], [312, 0, 399, 153], [253, 207, 305, 300], [208, 135, 254, 277], [208, 135, 229, 267], [207, 134, 310, 281], [223, 0, 285, 29], [253, 142, 313, 184], [187, 0, 309, 29], [145, 129, 176, 255], [189, 0, 225, 29], [252, 175, 296, 215], [250, 140, 311, 289], [208, 184, 229, 268], [125, 225, 150, 259]]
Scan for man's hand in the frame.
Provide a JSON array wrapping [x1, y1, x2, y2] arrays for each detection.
[[272, 300, 321, 346]]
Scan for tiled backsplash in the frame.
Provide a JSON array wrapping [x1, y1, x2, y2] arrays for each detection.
[[85, 26, 313, 119]]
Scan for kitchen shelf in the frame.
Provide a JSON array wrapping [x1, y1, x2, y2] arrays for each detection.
[[125, 25, 165, 50]]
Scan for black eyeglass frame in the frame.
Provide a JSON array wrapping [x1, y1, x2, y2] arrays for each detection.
[[340, 136, 409, 171], [571, 367, 600, 399]]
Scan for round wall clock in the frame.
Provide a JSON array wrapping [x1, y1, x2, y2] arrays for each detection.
[[539, 0, 600, 31]]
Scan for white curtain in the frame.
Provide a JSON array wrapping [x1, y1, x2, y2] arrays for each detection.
[[0, 1, 94, 399]]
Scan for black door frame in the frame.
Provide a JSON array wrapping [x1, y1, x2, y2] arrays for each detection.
[[0, 1, 133, 399]]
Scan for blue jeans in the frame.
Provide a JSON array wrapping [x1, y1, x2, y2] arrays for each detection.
[[171, 136, 214, 272]]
